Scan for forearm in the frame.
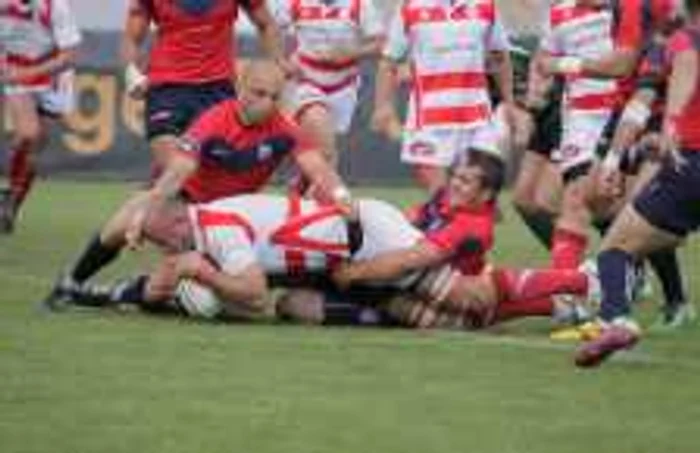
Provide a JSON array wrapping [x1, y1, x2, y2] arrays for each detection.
[[197, 270, 268, 313], [20, 48, 78, 78], [375, 58, 398, 108], [149, 156, 197, 202], [491, 51, 515, 104], [580, 50, 638, 78], [346, 246, 443, 283], [356, 36, 384, 60]]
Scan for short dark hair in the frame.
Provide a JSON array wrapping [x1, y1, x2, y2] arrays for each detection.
[[466, 150, 506, 198]]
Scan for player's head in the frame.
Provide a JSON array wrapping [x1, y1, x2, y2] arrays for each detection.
[[237, 60, 286, 125], [143, 198, 194, 252], [448, 150, 505, 207]]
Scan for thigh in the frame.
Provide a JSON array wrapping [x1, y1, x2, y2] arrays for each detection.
[[5, 92, 42, 137], [601, 203, 681, 256]]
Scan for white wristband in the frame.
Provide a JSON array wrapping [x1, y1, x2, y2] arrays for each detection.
[[552, 56, 583, 76], [332, 185, 352, 205], [620, 99, 652, 127], [124, 63, 147, 94], [601, 151, 622, 172]]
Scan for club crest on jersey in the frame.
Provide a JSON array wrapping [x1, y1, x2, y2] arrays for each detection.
[[258, 143, 273, 161], [409, 140, 437, 157], [177, 0, 216, 16]]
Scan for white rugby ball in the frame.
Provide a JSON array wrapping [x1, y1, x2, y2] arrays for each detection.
[[176, 279, 222, 319]]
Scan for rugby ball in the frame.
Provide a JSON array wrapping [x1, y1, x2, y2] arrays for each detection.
[[176, 279, 222, 319]]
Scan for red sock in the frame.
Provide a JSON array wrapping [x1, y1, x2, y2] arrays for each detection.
[[493, 268, 588, 303], [551, 228, 588, 269], [495, 297, 554, 322], [8, 146, 36, 209]]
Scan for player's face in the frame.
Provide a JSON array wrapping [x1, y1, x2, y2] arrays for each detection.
[[448, 165, 489, 208], [239, 71, 283, 124]]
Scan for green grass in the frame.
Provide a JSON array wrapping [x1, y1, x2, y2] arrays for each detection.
[[1, 181, 700, 453]]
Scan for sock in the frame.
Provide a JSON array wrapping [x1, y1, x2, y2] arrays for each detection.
[[68, 234, 122, 283], [493, 268, 588, 303], [551, 228, 588, 269], [8, 145, 36, 210], [514, 205, 555, 249], [592, 217, 613, 239], [647, 249, 686, 309], [598, 249, 635, 322], [494, 297, 554, 323]]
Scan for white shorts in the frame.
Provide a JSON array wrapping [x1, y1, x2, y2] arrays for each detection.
[[3, 70, 76, 116], [285, 79, 359, 134], [400, 118, 502, 167], [558, 109, 612, 176]]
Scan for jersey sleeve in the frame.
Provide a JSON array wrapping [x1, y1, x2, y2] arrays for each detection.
[[179, 101, 233, 159], [615, 0, 644, 52], [382, 9, 409, 61], [359, 0, 385, 38], [51, 0, 82, 49], [487, 18, 510, 51], [271, 0, 293, 29], [206, 226, 258, 275], [424, 213, 492, 256]]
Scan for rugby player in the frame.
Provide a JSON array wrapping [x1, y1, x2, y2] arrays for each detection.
[[42, 60, 353, 307], [121, 0, 288, 175], [576, 2, 700, 366], [0, 0, 81, 233], [372, 0, 516, 192], [275, 0, 384, 169]]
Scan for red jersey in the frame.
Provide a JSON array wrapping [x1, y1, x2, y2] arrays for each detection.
[[178, 100, 315, 202], [410, 190, 495, 276], [614, 0, 676, 104], [665, 28, 700, 150], [134, 0, 261, 85]]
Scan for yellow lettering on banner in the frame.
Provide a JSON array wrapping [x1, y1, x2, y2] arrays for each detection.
[[122, 92, 145, 138], [62, 73, 116, 155]]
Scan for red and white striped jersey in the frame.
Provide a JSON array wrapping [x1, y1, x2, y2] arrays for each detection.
[[384, 0, 508, 130], [188, 194, 423, 279], [542, 0, 619, 112], [0, 0, 81, 88], [276, 0, 383, 92]]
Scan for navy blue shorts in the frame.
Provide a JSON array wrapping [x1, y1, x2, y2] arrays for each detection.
[[145, 80, 235, 140], [633, 150, 700, 236]]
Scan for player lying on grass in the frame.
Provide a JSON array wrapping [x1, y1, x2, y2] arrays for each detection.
[[52, 160, 597, 330], [575, 3, 700, 367], [42, 60, 353, 307]]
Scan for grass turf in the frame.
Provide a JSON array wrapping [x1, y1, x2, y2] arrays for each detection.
[[1, 181, 699, 453]]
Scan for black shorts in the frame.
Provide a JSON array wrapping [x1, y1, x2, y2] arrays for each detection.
[[633, 150, 700, 237], [145, 80, 236, 140], [528, 99, 562, 158]]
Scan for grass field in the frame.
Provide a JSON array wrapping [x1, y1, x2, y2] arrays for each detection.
[[1, 181, 700, 453]]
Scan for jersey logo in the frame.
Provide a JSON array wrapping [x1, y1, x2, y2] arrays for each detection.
[[177, 0, 215, 16], [257, 143, 273, 161], [409, 140, 436, 157]]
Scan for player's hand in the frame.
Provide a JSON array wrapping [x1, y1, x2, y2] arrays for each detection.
[[371, 105, 402, 141], [311, 47, 358, 65], [598, 152, 625, 199], [276, 56, 301, 80], [537, 55, 583, 77], [331, 262, 358, 290], [173, 251, 217, 281]]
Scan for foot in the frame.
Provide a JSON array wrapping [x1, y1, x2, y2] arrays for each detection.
[[574, 319, 641, 368], [39, 274, 80, 312], [0, 188, 17, 234], [651, 302, 698, 331]]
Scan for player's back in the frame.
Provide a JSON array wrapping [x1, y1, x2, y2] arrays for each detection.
[[189, 194, 424, 278]]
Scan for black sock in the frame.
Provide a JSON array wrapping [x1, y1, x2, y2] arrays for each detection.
[[111, 275, 149, 305], [592, 218, 613, 238], [513, 205, 554, 250], [598, 249, 636, 322], [647, 249, 686, 310], [68, 234, 122, 283]]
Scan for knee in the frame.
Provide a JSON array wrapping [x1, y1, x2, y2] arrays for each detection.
[[12, 121, 44, 149]]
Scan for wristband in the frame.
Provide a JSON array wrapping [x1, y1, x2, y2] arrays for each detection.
[[332, 185, 352, 206], [124, 63, 147, 94], [620, 99, 652, 127]]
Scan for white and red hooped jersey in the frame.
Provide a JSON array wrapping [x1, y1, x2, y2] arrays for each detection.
[[383, 0, 509, 131], [275, 0, 383, 92], [0, 0, 81, 90], [542, 1, 619, 112], [188, 194, 423, 280]]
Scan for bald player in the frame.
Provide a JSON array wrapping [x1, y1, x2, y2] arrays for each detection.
[[43, 60, 353, 307]]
